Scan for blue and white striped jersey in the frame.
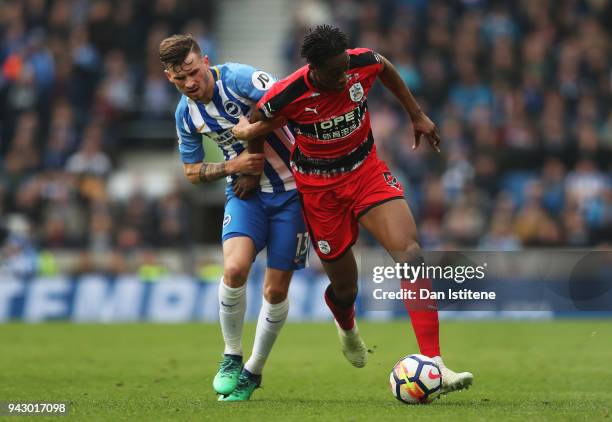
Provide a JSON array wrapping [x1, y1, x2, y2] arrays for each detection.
[[174, 63, 296, 193]]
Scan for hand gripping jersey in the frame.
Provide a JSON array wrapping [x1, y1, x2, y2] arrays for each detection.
[[257, 48, 383, 190], [174, 63, 296, 193]]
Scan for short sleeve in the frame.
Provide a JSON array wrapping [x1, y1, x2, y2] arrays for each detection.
[[175, 101, 204, 164], [348, 48, 384, 76], [256, 78, 304, 120], [257, 89, 279, 119]]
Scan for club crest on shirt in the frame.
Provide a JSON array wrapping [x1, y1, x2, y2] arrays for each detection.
[[317, 240, 331, 255], [349, 82, 364, 102], [223, 100, 241, 117]]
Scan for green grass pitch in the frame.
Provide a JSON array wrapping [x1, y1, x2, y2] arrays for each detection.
[[1, 321, 611, 421]]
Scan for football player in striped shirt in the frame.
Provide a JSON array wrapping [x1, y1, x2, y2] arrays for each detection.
[[232, 25, 473, 395], [160, 35, 309, 401]]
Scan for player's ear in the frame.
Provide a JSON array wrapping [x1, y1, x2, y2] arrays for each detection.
[[202, 55, 210, 66], [163, 69, 173, 82]]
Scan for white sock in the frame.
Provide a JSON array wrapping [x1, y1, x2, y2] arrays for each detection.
[[218, 278, 247, 356], [244, 297, 289, 375]]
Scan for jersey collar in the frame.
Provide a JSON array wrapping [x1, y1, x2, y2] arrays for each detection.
[[210, 66, 220, 82]]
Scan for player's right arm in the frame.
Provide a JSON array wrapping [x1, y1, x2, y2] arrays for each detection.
[[182, 153, 264, 184], [175, 101, 264, 185], [183, 161, 227, 184]]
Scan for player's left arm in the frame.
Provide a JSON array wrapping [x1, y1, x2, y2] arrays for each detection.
[[377, 54, 441, 152]]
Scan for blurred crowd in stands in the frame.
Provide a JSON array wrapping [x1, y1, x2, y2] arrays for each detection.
[[287, 0, 611, 250], [1, 0, 216, 275], [1, 0, 611, 277]]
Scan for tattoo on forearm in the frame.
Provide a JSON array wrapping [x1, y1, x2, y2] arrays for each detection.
[[198, 162, 227, 183]]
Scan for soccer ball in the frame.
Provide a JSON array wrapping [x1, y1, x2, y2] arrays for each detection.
[[389, 354, 442, 404]]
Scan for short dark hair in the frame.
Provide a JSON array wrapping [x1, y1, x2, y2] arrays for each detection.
[[159, 34, 201, 71], [300, 25, 348, 67]]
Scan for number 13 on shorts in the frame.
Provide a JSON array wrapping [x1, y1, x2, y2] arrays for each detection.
[[295, 232, 310, 266]]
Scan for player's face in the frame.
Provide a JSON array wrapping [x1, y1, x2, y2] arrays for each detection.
[[312, 51, 350, 92], [165, 52, 212, 102]]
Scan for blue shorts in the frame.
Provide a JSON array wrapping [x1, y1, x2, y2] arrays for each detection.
[[222, 189, 309, 271]]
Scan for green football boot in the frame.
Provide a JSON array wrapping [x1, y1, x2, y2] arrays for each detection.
[[213, 354, 243, 395], [218, 369, 261, 401]]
